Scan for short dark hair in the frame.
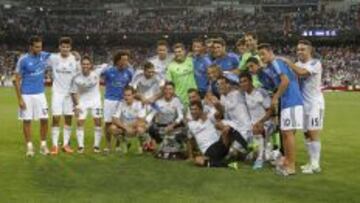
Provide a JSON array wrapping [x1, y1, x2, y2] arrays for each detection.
[[245, 32, 257, 40], [28, 35, 42, 46], [173, 43, 185, 50], [258, 43, 272, 51], [298, 39, 312, 47], [246, 57, 260, 65], [81, 55, 92, 64], [190, 101, 203, 111], [239, 71, 253, 82], [187, 88, 200, 95], [212, 37, 226, 47], [236, 38, 246, 46], [113, 50, 130, 65], [164, 81, 175, 88], [192, 37, 205, 45], [157, 40, 169, 47], [143, 61, 154, 70], [59, 37, 72, 45], [217, 75, 231, 84], [124, 86, 136, 94]]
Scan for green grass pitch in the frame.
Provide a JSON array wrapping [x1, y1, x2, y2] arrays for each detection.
[[0, 88, 359, 203]]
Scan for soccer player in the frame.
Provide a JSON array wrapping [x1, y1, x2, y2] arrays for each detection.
[[212, 38, 239, 74], [257, 43, 304, 176], [206, 64, 222, 99], [211, 76, 253, 152], [13, 36, 51, 157], [47, 37, 80, 155], [102, 50, 133, 153], [186, 88, 216, 121], [70, 56, 103, 153], [239, 32, 262, 87], [235, 38, 247, 62], [148, 40, 173, 80], [109, 86, 147, 154], [192, 38, 212, 98], [239, 72, 275, 169], [131, 61, 163, 106], [187, 101, 229, 168], [147, 82, 184, 144], [279, 40, 324, 174], [166, 43, 197, 105]]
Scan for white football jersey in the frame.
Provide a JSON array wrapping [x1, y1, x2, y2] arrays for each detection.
[[148, 97, 184, 124], [70, 69, 102, 108], [113, 100, 146, 125], [130, 72, 164, 100], [244, 88, 271, 124], [148, 54, 173, 79], [295, 59, 325, 111], [48, 54, 80, 94], [188, 117, 220, 154], [220, 90, 252, 132]]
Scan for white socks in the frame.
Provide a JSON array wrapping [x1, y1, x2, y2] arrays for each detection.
[[254, 136, 264, 161], [94, 126, 102, 148], [76, 127, 85, 148], [51, 127, 60, 147], [63, 125, 72, 146], [306, 139, 321, 167], [27, 142, 33, 149]]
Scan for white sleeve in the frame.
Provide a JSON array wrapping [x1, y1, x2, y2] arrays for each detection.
[[187, 123, 194, 139], [94, 63, 109, 76], [130, 73, 142, 89], [259, 89, 271, 109], [174, 98, 184, 124], [304, 60, 322, 75]]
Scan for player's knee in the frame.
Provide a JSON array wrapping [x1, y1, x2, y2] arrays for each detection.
[[40, 119, 48, 125], [52, 116, 60, 126], [64, 115, 72, 126]]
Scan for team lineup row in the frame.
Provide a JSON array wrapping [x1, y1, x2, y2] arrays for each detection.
[[13, 33, 324, 176]]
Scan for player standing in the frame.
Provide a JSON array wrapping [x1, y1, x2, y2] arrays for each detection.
[[279, 40, 324, 174], [166, 43, 197, 105], [212, 38, 239, 74], [148, 40, 173, 80], [70, 56, 104, 153], [13, 36, 51, 156], [257, 43, 304, 176], [47, 37, 80, 155], [192, 38, 212, 98]]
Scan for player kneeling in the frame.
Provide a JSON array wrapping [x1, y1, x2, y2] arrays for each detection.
[[109, 86, 148, 154], [70, 56, 103, 154]]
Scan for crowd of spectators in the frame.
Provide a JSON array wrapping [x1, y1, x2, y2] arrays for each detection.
[[1, 43, 359, 87]]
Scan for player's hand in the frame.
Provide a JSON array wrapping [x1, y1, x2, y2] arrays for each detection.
[[253, 122, 264, 135], [19, 98, 26, 110]]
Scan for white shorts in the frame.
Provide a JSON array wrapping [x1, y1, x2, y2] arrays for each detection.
[[51, 92, 73, 116], [280, 105, 303, 131], [78, 106, 103, 120], [19, 93, 48, 120], [103, 99, 119, 123], [304, 107, 324, 131]]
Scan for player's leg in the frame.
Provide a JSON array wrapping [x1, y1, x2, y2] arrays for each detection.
[[109, 124, 127, 153], [103, 100, 117, 152], [135, 120, 149, 154], [302, 108, 323, 174], [50, 92, 63, 155], [37, 94, 49, 155], [62, 115, 73, 153], [92, 107, 103, 153], [281, 130, 296, 172], [62, 95, 74, 153], [23, 120, 34, 156], [93, 117, 102, 153], [76, 108, 87, 153], [19, 95, 34, 156]]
